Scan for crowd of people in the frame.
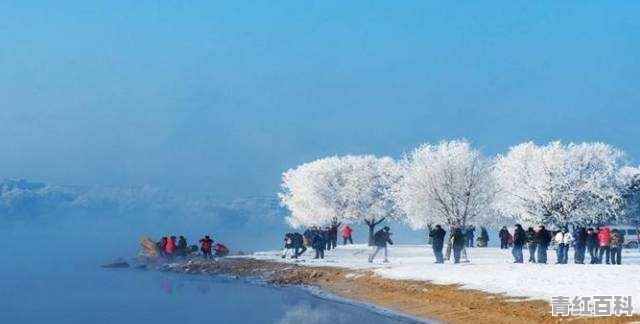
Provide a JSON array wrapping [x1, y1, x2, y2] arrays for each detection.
[[156, 235, 229, 260], [280, 222, 631, 266], [429, 224, 628, 265], [441, 224, 627, 265], [282, 223, 395, 263], [492, 225, 627, 265], [282, 218, 355, 260]]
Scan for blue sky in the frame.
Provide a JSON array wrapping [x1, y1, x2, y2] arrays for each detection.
[[1, 1, 639, 198]]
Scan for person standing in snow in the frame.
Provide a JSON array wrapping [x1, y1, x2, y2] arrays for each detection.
[[429, 224, 446, 263], [341, 225, 353, 245], [572, 227, 587, 264], [465, 225, 475, 248], [535, 226, 551, 263], [368, 226, 393, 263], [512, 224, 526, 263], [450, 226, 466, 264], [610, 229, 624, 265], [303, 227, 313, 247], [554, 227, 573, 264], [292, 232, 306, 258], [329, 218, 341, 249], [322, 227, 332, 251], [598, 226, 612, 264], [586, 228, 599, 264], [525, 227, 537, 263], [312, 230, 326, 259], [477, 227, 489, 247], [499, 226, 509, 249]]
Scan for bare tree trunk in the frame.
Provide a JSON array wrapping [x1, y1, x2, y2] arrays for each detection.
[[367, 223, 376, 246], [365, 217, 386, 246]]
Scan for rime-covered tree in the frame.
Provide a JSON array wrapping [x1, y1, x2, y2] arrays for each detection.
[[617, 166, 640, 227], [493, 141, 624, 227], [279, 155, 402, 245], [393, 140, 495, 231], [278, 157, 344, 228]]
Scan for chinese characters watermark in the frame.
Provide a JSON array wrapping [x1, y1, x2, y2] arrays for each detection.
[[550, 296, 633, 317]]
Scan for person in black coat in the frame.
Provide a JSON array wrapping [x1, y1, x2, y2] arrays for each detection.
[[429, 225, 446, 263], [368, 226, 393, 263], [573, 227, 587, 264], [329, 218, 341, 250], [477, 227, 489, 247], [323, 227, 332, 251], [451, 226, 466, 263], [586, 228, 599, 264], [312, 230, 326, 259], [465, 225, 475, 248], [525, 227, 537, 263], [535, 226, 551, 264], [176, 236, 188, 257], [498, 226, 509, 249], [512, 224, 526, 263], [292, 232, 306, 258]]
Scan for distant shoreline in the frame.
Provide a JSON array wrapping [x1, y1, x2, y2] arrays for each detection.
[[147, 257, 637, 324]]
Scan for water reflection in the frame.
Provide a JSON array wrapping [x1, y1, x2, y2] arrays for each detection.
[[154, 275, 417, 324], [276, 299, 419, 324]]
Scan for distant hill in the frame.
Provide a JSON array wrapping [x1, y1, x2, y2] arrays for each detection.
[[0, 179, 289, 229]]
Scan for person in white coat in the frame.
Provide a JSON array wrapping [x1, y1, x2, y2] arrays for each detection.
[[554, 227, 573, 264]]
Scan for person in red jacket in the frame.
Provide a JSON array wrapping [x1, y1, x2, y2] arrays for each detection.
[[215, 243, 229, 257], [165, 236, 176, 257], [597, 226, 612, 264], [199, 235, 214, 259], [341, 225, 353, 245]]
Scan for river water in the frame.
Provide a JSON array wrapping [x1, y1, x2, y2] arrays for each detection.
[[2, 267, 417, 324], [0, 219, 420, 324]]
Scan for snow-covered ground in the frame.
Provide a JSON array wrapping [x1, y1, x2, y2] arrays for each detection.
[[251, 244, 640, 312]]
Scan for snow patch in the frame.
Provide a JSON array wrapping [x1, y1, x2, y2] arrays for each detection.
[[251, 244, 640, 313]]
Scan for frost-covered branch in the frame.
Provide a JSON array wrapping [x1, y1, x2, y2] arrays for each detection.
[[493, 141, 625, 227], [393, 140, 495, 229]]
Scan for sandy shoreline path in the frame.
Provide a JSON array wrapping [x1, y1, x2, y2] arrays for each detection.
[[154, 253, 640, 324]]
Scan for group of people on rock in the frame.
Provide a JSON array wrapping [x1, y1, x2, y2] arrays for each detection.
[[156, 235, 229, 260], [282, 218, 355, 260], [499, 225, 627, 265], [157, 235, 189, 258]]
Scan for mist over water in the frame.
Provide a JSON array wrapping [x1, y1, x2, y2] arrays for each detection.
[[0, 198, 428, 324]]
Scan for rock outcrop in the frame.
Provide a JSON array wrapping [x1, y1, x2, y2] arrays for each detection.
[[139, 237, 161, 259]]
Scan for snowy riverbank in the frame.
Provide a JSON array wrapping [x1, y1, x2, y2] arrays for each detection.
[[251, 244, 640, 312]]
